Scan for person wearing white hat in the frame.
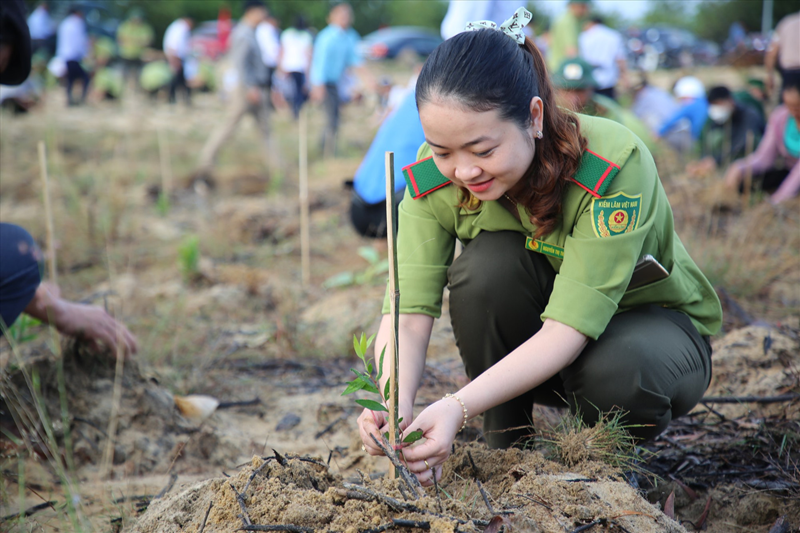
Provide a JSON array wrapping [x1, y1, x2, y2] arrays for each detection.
[[657, 76, 708, 149]]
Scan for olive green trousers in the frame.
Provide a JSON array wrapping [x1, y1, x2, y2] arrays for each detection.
[[447, 231, 712, 447]]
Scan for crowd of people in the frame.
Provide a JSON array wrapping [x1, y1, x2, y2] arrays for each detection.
[[1, 0, 799, 490]]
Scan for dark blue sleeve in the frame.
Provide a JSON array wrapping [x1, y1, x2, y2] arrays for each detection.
[[0, 223, 42, 334]]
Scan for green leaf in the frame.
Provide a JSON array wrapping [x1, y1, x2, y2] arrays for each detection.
[[323, 271, 355, 289], [342, 378, 367, 396], [397, 417, 403, 424], [353, 335, 365, 362], [355, 399, 388, 412], [358, 246, 380, 265], [351, 368, 373, 385], [384, 379, 390, 401], [367, 361, 374, 374], [376, 345, 386, 381], [383, 431, 390, 441], [403, 430, 424, 444]]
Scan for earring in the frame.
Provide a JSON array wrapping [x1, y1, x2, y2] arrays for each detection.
[[536, 130, 543, 139]]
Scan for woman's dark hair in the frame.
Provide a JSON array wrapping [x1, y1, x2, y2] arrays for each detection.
[[707, 85, 732, 103], [416, 29, 586, 239]]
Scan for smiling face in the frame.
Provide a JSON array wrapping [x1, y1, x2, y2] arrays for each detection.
[[418, 97, 543, 201]]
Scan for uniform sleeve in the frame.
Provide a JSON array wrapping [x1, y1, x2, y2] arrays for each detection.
[[309, 31, 327, 86], [348, 30, 363, 68], [541, 142, 659, 339], [381, 187, 456, 317]]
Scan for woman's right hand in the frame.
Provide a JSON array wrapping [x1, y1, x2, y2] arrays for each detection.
[[723, 163, 743, 189], [357, 403, 413, 456]]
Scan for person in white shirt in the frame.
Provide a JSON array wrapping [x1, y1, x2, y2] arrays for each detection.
[[163, 16, 193, 104], [578, 15, 627, 100], [27, 2, 55, 55], [256, 14, 280, 105], [278, 15, 313, 119], [56, 7, 89, 106]]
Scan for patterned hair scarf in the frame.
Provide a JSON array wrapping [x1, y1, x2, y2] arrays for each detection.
[[465, 7, 533, 45]]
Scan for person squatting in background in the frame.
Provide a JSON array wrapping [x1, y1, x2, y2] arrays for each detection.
[[0, 0, 138, 358], [724, 78, 800, 204], [356, 8, 721, 487]]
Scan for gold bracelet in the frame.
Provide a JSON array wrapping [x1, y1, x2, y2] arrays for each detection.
[[443, 393, 468, 432]]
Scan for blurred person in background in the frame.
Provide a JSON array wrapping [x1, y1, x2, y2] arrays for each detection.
[[765, 11, 800, 99], [0, 0, 138, 358], [116, 9, 154, 91], [552, 58, 656, 153], [440, 0, 523, 40], [27, 2, 55, 56], [90, 37, 124, 102], [547, 0, 591, 72], [578, 15, 626, 100], [699, 86, 764, 166], [734, 78, 768, 126], [630, 74, 680, 138], [724, 79, 800, 204], [350, 88, 424, 238], [163, 15, 193, 105], [196, 0, 272, 181], [310, 3, 370, 157], [256, 11, 280, 109], [56, 6, 89, 106], [657, 76, 708, 154], [279, 15, 313, 120]]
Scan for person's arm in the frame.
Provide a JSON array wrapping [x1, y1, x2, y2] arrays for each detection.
[[724, 109, 782, 188], [769, 160, 800, 204], [657, 104, 689, 137], [358, 313, 434, 455], [401, 319, 586, 485], [24, 282, 138, 358]]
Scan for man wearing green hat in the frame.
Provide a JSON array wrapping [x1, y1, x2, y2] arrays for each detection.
[[553, 57, 657, 153], [547, 0, 590, 72], [116, 9, 154, 90]]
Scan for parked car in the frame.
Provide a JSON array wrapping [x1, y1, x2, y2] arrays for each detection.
[[358, 26, 442, 60], [625, 26, 720, 70]]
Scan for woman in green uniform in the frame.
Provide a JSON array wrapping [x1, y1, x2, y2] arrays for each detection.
[[357, 8, 722, 487]]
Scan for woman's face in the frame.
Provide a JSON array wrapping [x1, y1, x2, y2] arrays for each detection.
[[784, 88, 800, 125], [419, 96, 543, 202]]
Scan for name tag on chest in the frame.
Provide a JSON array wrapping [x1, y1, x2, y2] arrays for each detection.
[[525, 237, 564, 259]]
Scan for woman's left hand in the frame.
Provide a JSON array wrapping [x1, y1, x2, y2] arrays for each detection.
[[399, 397, 464, 487]]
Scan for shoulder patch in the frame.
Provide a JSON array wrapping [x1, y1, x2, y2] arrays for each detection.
[[571, 149, 622, 198], [402, 156, 451, 200], [590, 192, 642, 238]]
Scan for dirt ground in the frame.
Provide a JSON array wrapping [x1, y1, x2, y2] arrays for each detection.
[[1, 65, 799, 532]]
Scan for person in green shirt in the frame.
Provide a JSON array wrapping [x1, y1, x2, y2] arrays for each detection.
[[547, 0, 590, 72], [553, 58, 659, 157], [356, 8, 722, 487], [116, 9, 154, 88]]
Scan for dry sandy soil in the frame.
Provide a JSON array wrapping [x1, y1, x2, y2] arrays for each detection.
[[1, 66, 798, 532]]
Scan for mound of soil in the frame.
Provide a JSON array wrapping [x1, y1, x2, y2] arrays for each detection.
[[2, 343, 238, 477], [130, 445, 685, 533]]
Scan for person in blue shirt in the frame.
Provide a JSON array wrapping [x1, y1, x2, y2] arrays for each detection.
[[657, 76, 708, 153], [350, 88, 425, 237], [309, 3, 370, 156]]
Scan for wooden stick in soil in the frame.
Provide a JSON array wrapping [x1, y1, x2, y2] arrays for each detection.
[[38, 141, 57, 284], [385, 151, 400, 477], [157, 126, 173, 202], [299, 107, 310, 286]]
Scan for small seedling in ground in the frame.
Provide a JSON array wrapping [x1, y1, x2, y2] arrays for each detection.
[[6, 315, 42, 345], [323, 247, 389, 289], [156, 191, 171, 217], [342, 333, 423, 446], [177, 235, 201, 282]]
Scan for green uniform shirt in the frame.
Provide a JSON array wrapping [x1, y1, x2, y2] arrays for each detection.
[[548, 11, 581, 72], [117, 20, 154, 60], [383, 114, 722, 340]]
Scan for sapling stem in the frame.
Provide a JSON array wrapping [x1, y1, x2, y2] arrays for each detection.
[[385, 151, 400, 477]]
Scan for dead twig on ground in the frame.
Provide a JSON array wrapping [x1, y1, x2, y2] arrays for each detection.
[[1, 501, 58, 522], [362, 519, 431, 533], [701, 394, 799, 404], [198, 501, 214, 533], [154, 473, 178, 500], [239, 526, 314, 532], [218, 398, 261, 409], [229, 482, 252, 527], [476, 479, 496, 515], [314, 412, 348, 439], [369, 433, 423, 498]]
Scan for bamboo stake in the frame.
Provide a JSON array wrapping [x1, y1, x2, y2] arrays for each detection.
[[385, 151, 400, 478], [157, 126, 173, 199], [742, 130, 754, 210], [299, 107, 311, 286], [38, 141, 57, 284]]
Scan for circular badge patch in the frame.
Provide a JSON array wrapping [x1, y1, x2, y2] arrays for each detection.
[[564, 63, 583, 81], [609, 210, 628, 233]]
